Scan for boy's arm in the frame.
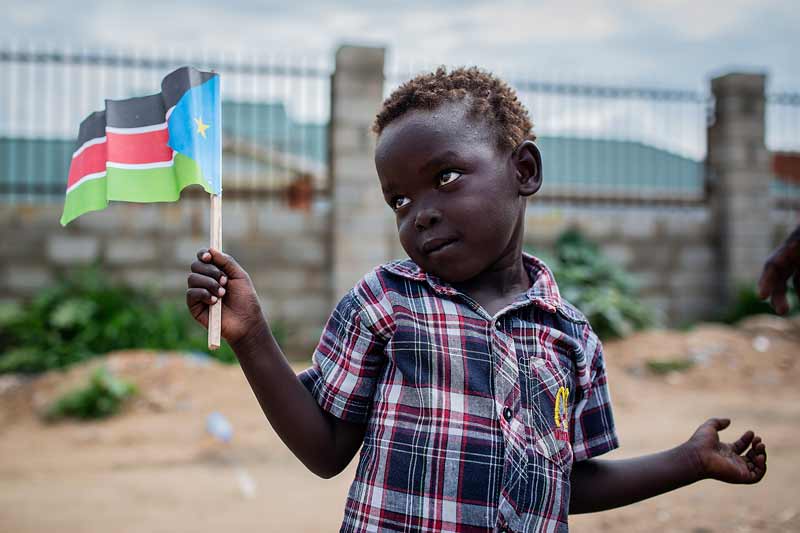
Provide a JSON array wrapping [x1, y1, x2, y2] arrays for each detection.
[[569, 418, 767, 514], [187, 248, 365, 478], [232, 322, 367, 478]]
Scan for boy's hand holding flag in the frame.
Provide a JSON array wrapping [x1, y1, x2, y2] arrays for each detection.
[[62, 66, 224, 349]]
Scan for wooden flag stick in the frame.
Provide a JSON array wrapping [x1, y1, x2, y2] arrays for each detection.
[[208, 193, 222, 350]]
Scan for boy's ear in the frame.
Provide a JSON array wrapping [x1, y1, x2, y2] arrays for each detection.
[[512, 140, 542, 197]]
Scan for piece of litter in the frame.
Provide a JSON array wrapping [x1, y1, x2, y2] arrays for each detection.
[[752, 336, 770, 353], [206, 412, 233, 443], [236, 467, 257, 499], [186, 352, 212, 367]]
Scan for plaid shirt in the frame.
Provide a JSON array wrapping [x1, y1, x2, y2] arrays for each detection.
[[299, 253, 618, 532]]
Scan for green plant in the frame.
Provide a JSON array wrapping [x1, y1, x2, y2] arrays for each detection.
[[526, 229, 655, 339], [44, 366, 137, 421], [0, 267, 289, 373], [722, 283, 798, 324]]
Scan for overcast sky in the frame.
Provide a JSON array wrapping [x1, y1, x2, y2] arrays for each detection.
[[3, 0, 798, 156], [4, 0, 799, 91]]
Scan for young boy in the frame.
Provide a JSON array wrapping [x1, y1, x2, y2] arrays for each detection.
[[186, 67, 767, 532]]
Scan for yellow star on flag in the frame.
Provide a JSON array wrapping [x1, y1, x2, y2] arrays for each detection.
[[193, 116, 210, 138]]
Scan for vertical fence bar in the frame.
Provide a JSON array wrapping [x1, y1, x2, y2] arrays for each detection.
[[7, 41, 19, 201], [25, 42, 35, 202]]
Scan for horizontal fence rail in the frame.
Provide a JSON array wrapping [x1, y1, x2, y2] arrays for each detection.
[[0, 45, 331, 204]]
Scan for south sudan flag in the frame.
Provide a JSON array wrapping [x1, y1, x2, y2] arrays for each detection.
[[61, 66, 221, 225]]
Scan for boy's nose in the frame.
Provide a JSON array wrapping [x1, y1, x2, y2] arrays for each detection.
[[415, 207, 441, 231]]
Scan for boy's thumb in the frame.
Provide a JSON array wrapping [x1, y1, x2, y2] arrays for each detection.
[[708, 418, 731, 431], [209, 248, 247, 279]]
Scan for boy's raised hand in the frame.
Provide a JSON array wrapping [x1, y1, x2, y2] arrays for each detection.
[[186, 248, 266, 347], [758, 225, 800, 315], [686, 418, 767, 484]]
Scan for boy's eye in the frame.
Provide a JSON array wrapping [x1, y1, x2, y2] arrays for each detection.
[[392, 196, 411, 210], [438, 171, 462, 187]]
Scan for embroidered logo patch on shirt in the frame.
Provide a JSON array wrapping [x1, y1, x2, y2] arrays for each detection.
[[554, 386, 570, 432]]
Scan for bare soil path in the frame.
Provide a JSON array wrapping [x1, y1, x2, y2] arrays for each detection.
[[1, 316, 798, 532]]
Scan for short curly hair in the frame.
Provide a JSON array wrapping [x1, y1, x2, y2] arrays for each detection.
[[372, 66, 534, 151]]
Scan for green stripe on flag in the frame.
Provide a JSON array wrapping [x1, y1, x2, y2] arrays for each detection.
[[60, 153, 214, 226], [60, 177, 108, 226], [107, 154, 210, 202]]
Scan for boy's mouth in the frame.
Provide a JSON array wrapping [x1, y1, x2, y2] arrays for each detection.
[[422, 237, 457, 255]]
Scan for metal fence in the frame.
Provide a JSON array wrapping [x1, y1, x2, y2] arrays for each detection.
[[385, 69, 711, 206], [0, 44, 331, 204], [767, 91, 800, 211], [3, 46, 799, 211]]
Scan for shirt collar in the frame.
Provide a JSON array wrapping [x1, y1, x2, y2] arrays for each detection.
[[381, 251, 562, 314]]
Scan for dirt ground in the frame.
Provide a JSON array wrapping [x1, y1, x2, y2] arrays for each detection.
[[1, 314, 798, 532]]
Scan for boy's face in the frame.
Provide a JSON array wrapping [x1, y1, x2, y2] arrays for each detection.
[[374, 100, 541, 283]]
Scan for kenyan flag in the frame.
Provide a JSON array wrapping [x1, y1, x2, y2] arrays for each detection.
[[61, 66, 221, 225]]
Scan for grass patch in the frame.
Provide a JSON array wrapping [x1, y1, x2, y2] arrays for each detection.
[[44, 366, 137, 421], [645, 358, 695, 375]]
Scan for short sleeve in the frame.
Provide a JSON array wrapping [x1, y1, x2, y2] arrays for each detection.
[[570, 330, 619, 462], [298, 290, 388, 424]]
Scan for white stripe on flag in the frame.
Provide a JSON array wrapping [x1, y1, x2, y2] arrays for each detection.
[[72, 136, 107, 159], [66, 171, 107, 194], [106, 122, 168, 135], [165, 105, 176, 121], [106, 160, 174, 170], [105, 151, 177, 170]]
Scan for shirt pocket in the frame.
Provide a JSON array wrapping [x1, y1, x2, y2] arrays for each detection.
[[526, 356, 574, 472]]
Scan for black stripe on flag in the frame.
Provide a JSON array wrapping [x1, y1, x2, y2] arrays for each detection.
[[71, 66, 216, 149], [161, 66, 217, 110], [75, 110, 107, 148], [105, 94, 167, 129]]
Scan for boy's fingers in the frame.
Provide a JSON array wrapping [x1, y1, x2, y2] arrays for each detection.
[[186, 287, 218, 306], [752, 449, 767, 481], [758, 256, 792, 314], [191, 260, 224, 280], [196, 248, 212, 262], [757, 442, 766, 459], [731, 430, 754, 455], [770, 289, 789, 316], [745, 440, 767, 480], [187, 273, 226, 297], [757, 264, 775, 299], [707, 418, 730, 431]]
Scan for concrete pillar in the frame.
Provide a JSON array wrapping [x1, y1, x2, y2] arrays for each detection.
[[707, 73, 772, 304], [330, 45, 393, 299]]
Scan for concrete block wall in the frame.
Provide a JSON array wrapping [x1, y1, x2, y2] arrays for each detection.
[[523, 204, 719, 326], [0, 198, 331, 358], [330, 45, 395, 300], [708, 73, 774, 305]]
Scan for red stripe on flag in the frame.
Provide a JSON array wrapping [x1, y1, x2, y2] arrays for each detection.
[[68, 141, 107, 189], [106, 128, 172, 164]]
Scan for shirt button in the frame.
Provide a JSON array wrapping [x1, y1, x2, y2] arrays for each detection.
[[503, 407, 513, 421]]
